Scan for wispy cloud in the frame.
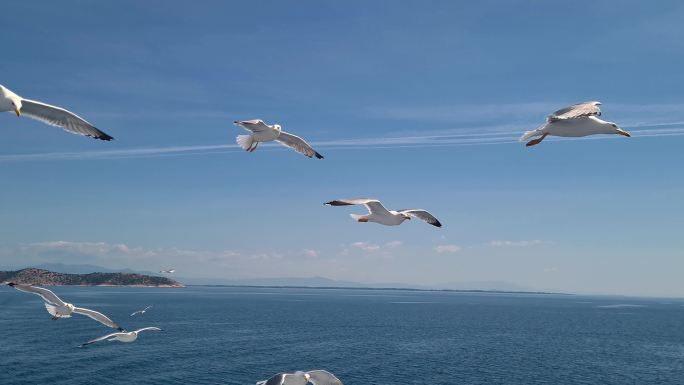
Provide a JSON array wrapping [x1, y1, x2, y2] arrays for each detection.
[[489, 240, 545, 247], [434, 244, 462, 254], [1, 120, 684, 163], [303, 248, 319, 258]]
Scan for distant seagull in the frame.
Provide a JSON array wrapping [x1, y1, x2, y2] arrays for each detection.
[[6, 283, 123, 330], [130, 305, 153, 316], [0, 84, 114, 141], [520, 101, 630, 147], [80, 327, 162, 347], [234, 119, 323, 159], [159, 269, 175, 274], [325, 199, 442, 227], [257, 370, 344, 385]]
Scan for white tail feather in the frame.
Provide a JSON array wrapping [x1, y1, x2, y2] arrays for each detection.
[[44, 303, 69, 317], [236, 135, 254, 151]]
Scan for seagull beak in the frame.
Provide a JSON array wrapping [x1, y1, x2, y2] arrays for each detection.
[[14, 107, 21, 116], [616, 129, 631, 137]]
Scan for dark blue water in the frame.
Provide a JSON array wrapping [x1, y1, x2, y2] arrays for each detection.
[[1, 286, 683, 384]]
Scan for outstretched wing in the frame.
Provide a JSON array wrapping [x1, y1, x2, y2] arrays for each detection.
[[276, 131, 323, 159], [80, 332, 122, 347], [134, 326, 162, 333], [258, 373, 286, 385], [72, 307, 123, 330], [398, 209, 442, 227], [7, 283, 66, 306], [307, 370, 344, 385], [234, 119, 271, 133], [325, 199, 391, 215], [547, 101, 602, 122], [20, 99, 114, 140]]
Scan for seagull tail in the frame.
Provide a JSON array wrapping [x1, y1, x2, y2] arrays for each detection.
[[44, 303, 61, 317], [236, 135, 254, 151], [519, 124, 546, 142]]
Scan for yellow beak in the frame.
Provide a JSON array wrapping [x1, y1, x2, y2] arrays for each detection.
[[14, 107, 21, 116]]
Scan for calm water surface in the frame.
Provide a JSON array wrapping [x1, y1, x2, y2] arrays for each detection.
[[1, 286, 683, 384]]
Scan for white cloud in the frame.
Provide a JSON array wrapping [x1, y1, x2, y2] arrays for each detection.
[[384, 241, 404, 248], [434, 244, 462, 254], [489, 240, 544, 247], [350, 242, 381, 252], [303, 249, 319, 258]]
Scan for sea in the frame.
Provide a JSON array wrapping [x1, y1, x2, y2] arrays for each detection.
[[1, 286, 683, 385]]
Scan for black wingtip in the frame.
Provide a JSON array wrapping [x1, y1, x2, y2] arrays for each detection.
[[91, 128, 114, 141], [433, 221, 443, 228], [7, 282, 16, 287], [315, 152, 324, 159]]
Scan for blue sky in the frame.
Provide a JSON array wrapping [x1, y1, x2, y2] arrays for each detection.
[[2, 1, 684, 296]]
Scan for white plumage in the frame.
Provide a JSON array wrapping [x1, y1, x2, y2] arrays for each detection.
[[257, 370, 344, 385], [7, 283, 123, 330], [234, 119, 323, 159], [325, 198, 442, 227], [81, 327, 162, 347], [520, 101, 631, 146], [0, 84, 114, 141]]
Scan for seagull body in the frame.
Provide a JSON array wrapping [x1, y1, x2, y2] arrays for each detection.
[[6, 283, 123, 330], [257, 370, 344, 385], [0, 84, 114, 141], [81, 327, 162, 347], [234, 119, 323, 159], [159, 269, 175, 274], [325, 199, 442, 227], [131, 305, 153, 316], [520, 101, 630, 147]]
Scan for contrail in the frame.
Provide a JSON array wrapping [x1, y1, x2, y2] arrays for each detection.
[[1, 123, 684, 163]]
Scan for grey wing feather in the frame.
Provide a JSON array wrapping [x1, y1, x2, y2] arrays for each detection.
[[276, 131, 323, 159], [81, 332, 121, 347], [72, 307, 123, 330], [399, 209, 442, 227], [307, 370, 344, 385], [134, 327, 162, 333], [234, 119, 270, 133], [20, 99, 114, 140], [547, 101, 602, 122], [325, 199, 390, 215], [8, 283, 66, 306]]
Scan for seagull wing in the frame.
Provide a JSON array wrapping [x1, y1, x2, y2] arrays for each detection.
[[325, 199, 391, 215], [8, 283, 66, 306], [235, 119, 271, 133], [307, 370, 344, 385], [144, 305, 153, 311], [276, 131, 323, 159], [398, 209, 442, 227], [134, 326, 162, 333], [80, 332, 122, 347], [20, 99, 114, 140], [131, 310, 142, 316], [258, 373, 287, 385], [547, 101, 602, 122], [72, 307, 123, 330]]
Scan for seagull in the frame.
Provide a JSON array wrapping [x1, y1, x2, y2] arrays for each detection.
[[159, 269, 175, 274], [256, 370, 344, 385], [0, 84, 114, 141], [130, 305, 153, 316], [325, 199, 442, 227], [234, 119, 323, 159], [6, 283, 123, 330], [520, 101, 630, 147], [80, 327, 162, 347]]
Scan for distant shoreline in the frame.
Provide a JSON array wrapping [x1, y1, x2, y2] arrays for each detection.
[[187, 284, 569, 296]]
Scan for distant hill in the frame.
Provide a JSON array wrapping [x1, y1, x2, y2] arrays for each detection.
[[0, 268, 183, 287]]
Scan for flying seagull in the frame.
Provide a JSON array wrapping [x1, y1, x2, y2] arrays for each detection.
[[130, 305, 153, 316], [0, 84, 114, 141], [325, 199, 442, 227], [159, 269, 175, 274], [257, 370, 344, 385], [80, 327, 162, 347], [6, 283, 123, 330], [234, 119, 323, 159], [520, 101, 630, 147]]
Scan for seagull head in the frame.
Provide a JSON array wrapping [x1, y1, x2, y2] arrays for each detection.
[[609, 122, 631, 137], [273, 124, 282, 132]]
